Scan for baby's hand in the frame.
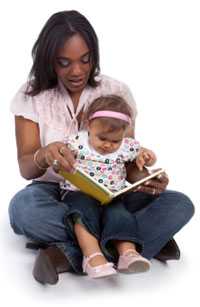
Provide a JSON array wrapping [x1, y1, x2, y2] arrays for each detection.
[[136, 147, 157, 171]]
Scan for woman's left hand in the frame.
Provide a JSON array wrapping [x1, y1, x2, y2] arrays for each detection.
[[126, 162, 169, 195], [135, 169, 169, 195]]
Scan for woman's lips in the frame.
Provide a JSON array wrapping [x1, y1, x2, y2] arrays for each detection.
[[68, 78, 85, 87]]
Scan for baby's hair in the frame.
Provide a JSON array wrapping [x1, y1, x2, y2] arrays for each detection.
[[84, 95, 133, 132]]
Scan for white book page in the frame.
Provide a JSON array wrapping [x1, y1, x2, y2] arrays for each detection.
[[113, 169, 165, 197]]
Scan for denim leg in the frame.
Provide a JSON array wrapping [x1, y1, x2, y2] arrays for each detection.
[[101, 200, 143, 262], [8, 181, 68, 241], [57, 191, 102, 273], [123, 190, 195, 259], [63, 191, 101, 242], [8, 181, 83, 273]]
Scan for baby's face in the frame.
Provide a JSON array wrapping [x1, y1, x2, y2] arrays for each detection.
[[88, 119, 125, 155]]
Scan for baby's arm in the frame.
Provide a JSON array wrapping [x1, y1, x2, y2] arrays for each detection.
[[135, 147, 157, 171], [123, 138, 156, 171]]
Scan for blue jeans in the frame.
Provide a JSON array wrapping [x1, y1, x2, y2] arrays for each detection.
[[63, 191, 144, 266], [8, 181, 194, 273]]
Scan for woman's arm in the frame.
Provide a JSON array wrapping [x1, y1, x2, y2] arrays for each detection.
[[126, 162, 169, 195], [124, 123, 168, 194], [15, 116, 76, 180], [15, 116, 47, 179]]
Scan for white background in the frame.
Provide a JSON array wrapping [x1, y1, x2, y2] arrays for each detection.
[[0, 0, 199, 306]]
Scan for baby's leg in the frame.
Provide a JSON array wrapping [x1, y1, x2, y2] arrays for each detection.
[[110, 223, 151, 273], [74, 223, 108, 267], [64, 192, 117, 277], [102, 200, 150, 273], [114, 240, 138, 255], [101, 200, 143, 258]]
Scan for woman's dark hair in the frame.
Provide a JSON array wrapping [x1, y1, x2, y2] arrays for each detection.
[[26, 10, 100, 96]]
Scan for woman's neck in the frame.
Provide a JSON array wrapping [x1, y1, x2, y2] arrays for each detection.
[[70, 91, 82, 112]]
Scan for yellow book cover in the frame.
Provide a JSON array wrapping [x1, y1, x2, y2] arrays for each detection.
[[59, 168, 165, 205]]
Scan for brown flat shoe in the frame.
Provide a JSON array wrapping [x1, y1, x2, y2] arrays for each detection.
[[154, 238, 180, 262], [31, 245, 71, 285]]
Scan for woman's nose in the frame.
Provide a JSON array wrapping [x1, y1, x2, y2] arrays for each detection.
[[70, 62, 82, 76]]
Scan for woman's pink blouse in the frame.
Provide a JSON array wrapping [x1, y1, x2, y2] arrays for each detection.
[[10, 74, 137, 183]]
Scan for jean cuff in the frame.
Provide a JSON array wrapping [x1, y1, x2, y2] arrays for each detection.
[[101, 235, 144, 262]]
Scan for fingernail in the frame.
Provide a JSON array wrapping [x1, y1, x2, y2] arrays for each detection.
[[73, 162, 78, 168], [145, 181, 150, 185]]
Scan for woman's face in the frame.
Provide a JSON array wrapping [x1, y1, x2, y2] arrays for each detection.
[[54, 33, 92, 95]]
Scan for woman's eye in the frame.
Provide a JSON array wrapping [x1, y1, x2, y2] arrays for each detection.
[[81, 54, 90, 64], [57, 58, 70, 68]]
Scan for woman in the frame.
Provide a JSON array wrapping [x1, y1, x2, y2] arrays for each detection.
[[9, 10, 194, 284]]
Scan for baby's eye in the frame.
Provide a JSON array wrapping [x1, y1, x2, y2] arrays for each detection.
[[99, 137, 106, 141]]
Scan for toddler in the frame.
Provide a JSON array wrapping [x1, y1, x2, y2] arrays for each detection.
[[61, 95, 156, 278]]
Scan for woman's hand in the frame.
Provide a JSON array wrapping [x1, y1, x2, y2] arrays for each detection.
[[135, 169, 169, 195], [126, 162, 169, 195], [15, 117, 76, 179], [40, 142, 77, 173], [136, 147, 157, 171]]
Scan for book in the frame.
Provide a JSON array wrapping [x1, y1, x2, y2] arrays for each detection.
[[59, 168, 165, 205]]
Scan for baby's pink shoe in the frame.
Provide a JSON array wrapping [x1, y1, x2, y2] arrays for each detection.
[[117, 249, 151, 273], [83, 252, 117, 279]]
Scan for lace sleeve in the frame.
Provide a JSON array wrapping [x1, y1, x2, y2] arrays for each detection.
[[10, 83, 39, 122]]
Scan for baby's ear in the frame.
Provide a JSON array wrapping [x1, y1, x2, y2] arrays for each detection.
[[125, 126, 134, 138]]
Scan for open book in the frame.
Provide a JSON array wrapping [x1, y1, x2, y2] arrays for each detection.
[[59, 168, 165, 205]]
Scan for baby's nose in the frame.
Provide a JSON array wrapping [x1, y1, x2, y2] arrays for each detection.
[[103, 142, 112, 148]]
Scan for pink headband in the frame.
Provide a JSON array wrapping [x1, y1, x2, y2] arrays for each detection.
[[89, 111, 131, 124]]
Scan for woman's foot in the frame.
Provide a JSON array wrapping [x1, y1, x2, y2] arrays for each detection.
[[117, 249, 151, 274], [32, 246, 71, 284], [83, 252, 117, 279]]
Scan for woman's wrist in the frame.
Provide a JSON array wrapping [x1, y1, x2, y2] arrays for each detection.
[[33, 147, 49, 170]]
